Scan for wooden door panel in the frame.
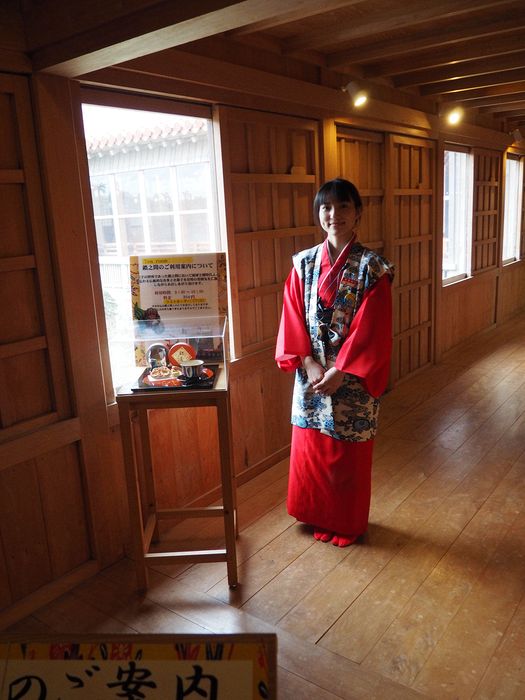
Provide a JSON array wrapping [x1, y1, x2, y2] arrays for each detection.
[[230, 372, 267, 472], [276, 184, 294, 227], [213, 105, 319, 483], [280, 236, 297, 270], [0, 73, 98, 621], [0, 460, 52, 601], [0, 184, 33, 256], [336, 127, 435, 382], [389, 136, 435, 382], [261, 294, 280, 341], [0, 351, 53, 427], [35, 444, 90, 578], [0, 436, 92, 608], [472, 149, 501, 274], [336, 127, 385, 251], [221, 107, 318, 357], [253, 184, 273, 229], [235, 236, 255, 290], [0, 539, 11, 609], [0, 93, 19, 168], [239, 298, 259, 349], [0, 269, 43, 343]]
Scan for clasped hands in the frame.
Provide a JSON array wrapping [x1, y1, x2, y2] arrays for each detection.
[[302, 356, 343, 396]]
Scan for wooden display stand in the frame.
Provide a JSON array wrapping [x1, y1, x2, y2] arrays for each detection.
[[116, 366, 238, 590]]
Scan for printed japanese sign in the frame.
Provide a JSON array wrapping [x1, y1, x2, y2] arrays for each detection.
[[0, 633, 276, 699], [130, 253, 227, 321], [129, 253, 228, 370]]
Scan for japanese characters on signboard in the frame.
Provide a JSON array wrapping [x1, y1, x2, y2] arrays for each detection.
[[129, 253, 228, 380], [130, 253, 227, 322], [0, 634, 277, 699]]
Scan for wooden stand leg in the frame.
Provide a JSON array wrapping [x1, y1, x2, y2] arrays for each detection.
[[139, 409, 160, 544], [118, 405, 148, 591], [217, 395, 238, 588]]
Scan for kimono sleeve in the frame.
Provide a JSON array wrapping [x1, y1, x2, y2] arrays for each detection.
[[275, 267, 312, 371], [335, 273, 393, 397]]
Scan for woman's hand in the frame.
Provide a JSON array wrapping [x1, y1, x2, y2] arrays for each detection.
[[302, 356, 325, 388], [313, 366, 344, 396]]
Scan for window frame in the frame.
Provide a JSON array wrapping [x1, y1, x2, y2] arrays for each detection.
[[442, 144, 475, 286], [78, 88, 221, 411], [502, 153, 524, 266]]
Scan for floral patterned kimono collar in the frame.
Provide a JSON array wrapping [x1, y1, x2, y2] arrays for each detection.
[[318, 237, 356, 308]]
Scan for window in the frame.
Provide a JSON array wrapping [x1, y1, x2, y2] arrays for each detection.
[[502, 155, 524, 264], [443, 149, 474, 283], [82, 102, 221, 390]]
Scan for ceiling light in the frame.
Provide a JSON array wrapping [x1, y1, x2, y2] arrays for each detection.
[[511, 128, 523, 143], [342, 81, 368, 108], [444, 107, 464, 126]]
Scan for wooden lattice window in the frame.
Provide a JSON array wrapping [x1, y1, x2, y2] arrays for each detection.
[[472, 148, 501, 274]]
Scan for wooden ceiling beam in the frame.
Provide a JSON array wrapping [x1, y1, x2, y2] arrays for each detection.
[[226, 0, 363, 36], [420, 69, 525, 96], [506, 119, 525, 128], [491, 106, 525, 118], [438, 81, 525, 103], [80, 51, 437, 131], [451, 92, 525, 109], [285, 0, 511, 53], [479, 101, 525, 114], [365, 33, 525, 79], [29, 0, 335, 77], [328, 14, 524, 69], [392, 51, 525, 89]]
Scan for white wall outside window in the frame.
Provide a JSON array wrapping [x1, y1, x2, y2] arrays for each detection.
[[502, 156, 524, 264], [443, 149, 474, 284]]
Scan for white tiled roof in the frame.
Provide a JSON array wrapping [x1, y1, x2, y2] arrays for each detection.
[[86, 117, 207, 154]]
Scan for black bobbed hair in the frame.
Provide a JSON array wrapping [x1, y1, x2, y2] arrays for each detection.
[[313, 178, 363, 225]]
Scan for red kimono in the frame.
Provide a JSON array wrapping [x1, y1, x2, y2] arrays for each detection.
[[276, 240, 392, 537]]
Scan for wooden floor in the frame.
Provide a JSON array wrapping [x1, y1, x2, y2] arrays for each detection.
[[5, 314, 525, 699]]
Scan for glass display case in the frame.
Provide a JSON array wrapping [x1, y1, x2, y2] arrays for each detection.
[[131, 315, 228, 391]]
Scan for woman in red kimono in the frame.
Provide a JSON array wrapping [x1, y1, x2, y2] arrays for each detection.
[[275, 178, 394, 546]]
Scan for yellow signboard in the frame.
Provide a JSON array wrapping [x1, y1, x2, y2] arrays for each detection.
[[0, 633, 277, 699]]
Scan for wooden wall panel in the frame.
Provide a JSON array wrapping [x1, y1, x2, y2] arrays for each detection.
[[0, 351, 53, 427], [497, 261, 525, 324], [336, 126, 385, 250], [336, 126, 436, 383], [440, 273, 497, 353], [33, 75, 133, 572], [0, 427, 93, 612], [231, 373, 267, 473], [147, 407, 220, 509], [388, 135, 435, 382], [0, 184, 32, 255], [0, 73, 103, 624], [0, 96, 20, 166], [230, 353, 294, 482], [0, 461, 52, 601], [0, 269, 42, 343], [219, 107, 319, 358], [521, 165, 525, 256], [0, 76, 70, 439], [472, 149, 501, 274], [260, 363, 295, 457], [35, 444, 91, 578], [0, 541, 11, 610]]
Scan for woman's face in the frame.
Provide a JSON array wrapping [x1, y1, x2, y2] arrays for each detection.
[[318, 198, 360, 241]]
